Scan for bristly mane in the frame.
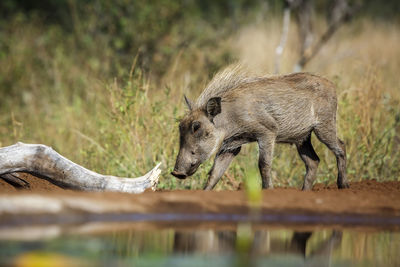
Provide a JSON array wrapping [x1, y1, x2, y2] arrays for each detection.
[[194, 65, 261, 109]]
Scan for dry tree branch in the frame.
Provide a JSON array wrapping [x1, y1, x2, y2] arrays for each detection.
[[294, 0, 361, 71], [0, 143, 161, 193]]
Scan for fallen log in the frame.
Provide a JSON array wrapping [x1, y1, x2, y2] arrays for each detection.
[[0, 143, 161, 193]]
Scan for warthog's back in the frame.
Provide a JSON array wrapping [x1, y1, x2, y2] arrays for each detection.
[[209, 72, 338, 144]]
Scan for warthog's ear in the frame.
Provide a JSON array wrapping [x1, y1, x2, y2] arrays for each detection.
[[206, 97, 221, 121], [184, 95, 193, 111]]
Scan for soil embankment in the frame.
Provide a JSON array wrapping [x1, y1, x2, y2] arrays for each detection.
[[1, 173, 400, 231]]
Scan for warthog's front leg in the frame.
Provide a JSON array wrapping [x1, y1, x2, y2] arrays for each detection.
[[204, 147, 241, 190]]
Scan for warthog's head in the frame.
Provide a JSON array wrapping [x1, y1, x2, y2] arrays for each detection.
[[171, 97, 223, 179]]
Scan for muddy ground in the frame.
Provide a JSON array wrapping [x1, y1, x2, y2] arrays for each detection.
[[1, 173, 399, 225]]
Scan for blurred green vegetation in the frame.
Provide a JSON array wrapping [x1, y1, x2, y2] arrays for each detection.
[[0, 0, 399, 190]]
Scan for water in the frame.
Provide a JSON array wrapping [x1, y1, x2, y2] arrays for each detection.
[[1, 222, 399, 266]]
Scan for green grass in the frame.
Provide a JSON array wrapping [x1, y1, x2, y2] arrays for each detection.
[[0, 13, 399, 190]]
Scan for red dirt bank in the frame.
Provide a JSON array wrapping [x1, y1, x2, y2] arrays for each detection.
[[1, 173, 400, 222]]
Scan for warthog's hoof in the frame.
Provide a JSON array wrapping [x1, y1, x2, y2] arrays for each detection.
[[338, 182, 350, 189], [171, 171, 187, 179]]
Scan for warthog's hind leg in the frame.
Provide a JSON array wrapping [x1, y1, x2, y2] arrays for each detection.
[[257, 132, 276, 189], [314, 124, 349, 189], [296, 135, 320, 190]]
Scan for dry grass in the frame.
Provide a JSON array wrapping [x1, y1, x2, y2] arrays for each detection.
[[0, 16, 399, 190]]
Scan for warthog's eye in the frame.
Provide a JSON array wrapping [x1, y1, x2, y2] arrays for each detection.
[[191, 151, 195, 155], [192, 121, 201, 133]]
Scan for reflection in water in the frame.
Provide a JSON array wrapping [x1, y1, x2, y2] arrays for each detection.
[[174, 230, 236, 254], [0, 225, 399, 266], [173, 228, 343, 266]]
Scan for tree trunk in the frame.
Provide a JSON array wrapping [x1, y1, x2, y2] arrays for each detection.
[[274, 6, 291, 74], [0, 143, 161, 193]]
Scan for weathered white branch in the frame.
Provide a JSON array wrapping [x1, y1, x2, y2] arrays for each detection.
[[0, 143, 161, 193]]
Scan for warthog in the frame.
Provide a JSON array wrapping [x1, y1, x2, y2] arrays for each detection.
[[171, 66, 348, 190]]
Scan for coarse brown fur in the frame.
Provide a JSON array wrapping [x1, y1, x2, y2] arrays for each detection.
[[172, 65, 348, 190]]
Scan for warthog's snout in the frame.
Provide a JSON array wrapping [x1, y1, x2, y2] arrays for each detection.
[[171, 170, 188, 179]]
